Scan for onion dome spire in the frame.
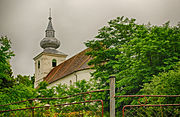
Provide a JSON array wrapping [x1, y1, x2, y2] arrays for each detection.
[[40, 9, 60, 50]]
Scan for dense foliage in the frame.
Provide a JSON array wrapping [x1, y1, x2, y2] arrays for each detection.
[[0, 75, 36, 106], [140, 62, 180, 105], [0, 36, 15, 89], [141, 62, 180, 96], [85, 17, 180, 109], [0, 37, 36, 109]]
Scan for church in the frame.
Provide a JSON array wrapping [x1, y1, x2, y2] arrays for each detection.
[[33, 15, 93, 88]]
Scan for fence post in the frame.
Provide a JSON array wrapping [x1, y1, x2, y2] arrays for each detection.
[[110, 76, 115, 117], [29, 100, 34, 117]]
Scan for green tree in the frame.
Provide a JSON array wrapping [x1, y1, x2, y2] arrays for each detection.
[[37, 81, 55, 99], [0, 37, 37, 110], [141, 62, 180, 103], [55, 80, 94, 98], [15, 75, 33, 87], [0, 75, 37, 108], [0, 83, 37, 111], [0, 36, 15, 90], [135, 63, 180, 116], [31, 75, 35, 87], [85, 17, 180, 107]]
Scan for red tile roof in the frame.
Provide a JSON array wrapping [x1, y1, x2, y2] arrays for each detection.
[[44, 48, 92, 84]]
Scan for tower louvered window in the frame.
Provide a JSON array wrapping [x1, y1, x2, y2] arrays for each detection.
[[52, 59, 57, 67], [38, 60, 40, 69]]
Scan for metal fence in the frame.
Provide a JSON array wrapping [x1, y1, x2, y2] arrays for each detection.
[[0, 100, 103, 117], [0, 90, 107, 117], [1, 76, 180, 117], [115, 95, 180, 117]]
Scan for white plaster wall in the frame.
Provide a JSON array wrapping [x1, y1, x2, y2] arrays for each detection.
[[34, 54, 66, 88], [47, 69, 94, 89]]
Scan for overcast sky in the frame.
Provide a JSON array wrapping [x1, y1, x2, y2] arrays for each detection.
[[0, 0, 179, 76]]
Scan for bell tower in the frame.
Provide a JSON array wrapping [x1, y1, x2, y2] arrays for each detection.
[[33, 10, 67, 88]]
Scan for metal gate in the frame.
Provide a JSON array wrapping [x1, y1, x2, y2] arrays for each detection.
[[115, 95, 180, 117]]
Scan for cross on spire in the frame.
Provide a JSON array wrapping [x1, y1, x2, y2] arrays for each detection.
[[46, 8, 55, 37], [49, 8, 51, 17], [49, 8, 52, 20]]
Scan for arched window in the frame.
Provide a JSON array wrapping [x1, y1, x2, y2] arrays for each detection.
[[52, 59, 57, 67], [38, 60, 40, 69]]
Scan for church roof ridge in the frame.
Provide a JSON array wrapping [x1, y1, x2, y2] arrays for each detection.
[[44, 48, 92, 84]]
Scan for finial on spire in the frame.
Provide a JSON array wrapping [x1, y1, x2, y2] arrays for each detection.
[[48, 8, 52, 20]]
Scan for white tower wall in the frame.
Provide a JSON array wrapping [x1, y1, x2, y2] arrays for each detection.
[[34, 53, 67, 88]]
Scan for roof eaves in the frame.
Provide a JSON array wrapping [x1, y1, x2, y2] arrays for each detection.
[[48, 67, 91, 84]]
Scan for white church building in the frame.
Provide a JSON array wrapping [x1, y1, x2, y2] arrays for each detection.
[[33, 15, 93, 88]]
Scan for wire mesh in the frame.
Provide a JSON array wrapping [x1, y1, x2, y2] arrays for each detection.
[[0, 90, 108, 117], [123, 104, 180, 117], [0, 100, 103, 117], [115, 95, 180, 117]]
